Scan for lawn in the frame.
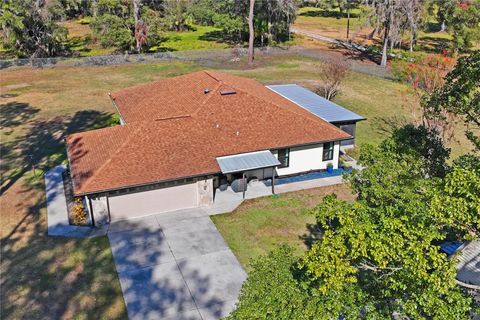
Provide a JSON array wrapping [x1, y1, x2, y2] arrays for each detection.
[[211, 184, 355, 270], [59, 20, 230, 57], [295, 6, 367, 42], [152, 25, 231, 52], [0, 53, 472, 317]]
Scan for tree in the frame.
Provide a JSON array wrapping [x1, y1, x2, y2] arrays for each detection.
[[163, 0, 192, 31], [228, 246, 369, 320], [248, 0, 255, 65], [425, 51, 480, 151], [402, 54, 456, 140], [361, 0, 431, 65], [132, 0, 142, 52], [0, 0, 68, 58], [314, 57, 349, 100], [438, 0, 480, 53], [91, 13, 134, 49], [256, 0, 298, 45], [230, 126, 478, 319]]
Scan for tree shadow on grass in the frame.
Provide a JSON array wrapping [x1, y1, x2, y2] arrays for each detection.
[[371, 115, 411, 136], [0, 106, 115, 196], [299, 223, 323, 249], [198, 30, 239, 45], [0, 184, 128, 319], [416, 35, 451, 54], [300, 9, 360, 19], [0, 102, 39, 128]]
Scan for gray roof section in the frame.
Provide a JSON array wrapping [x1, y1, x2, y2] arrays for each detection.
[[456, 240, 480, 286], [217, 150, 280, 174], [267, 84, 365, 123]]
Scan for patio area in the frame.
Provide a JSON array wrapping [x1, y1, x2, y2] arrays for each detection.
[[205, 168, 352, 215]]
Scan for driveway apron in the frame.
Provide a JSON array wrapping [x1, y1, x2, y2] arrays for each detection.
[[108, 209, 246, 320]]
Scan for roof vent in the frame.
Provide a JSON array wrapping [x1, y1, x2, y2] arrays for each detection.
[[204, 88, 210, 94], [220, 90, 237, 96]]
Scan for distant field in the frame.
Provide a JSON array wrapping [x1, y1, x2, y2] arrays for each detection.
[[294, 6, 464, 53], [154, 25, 231, 51], [58, 20, 230, 57]]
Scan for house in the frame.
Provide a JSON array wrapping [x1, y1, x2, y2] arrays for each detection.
[[267, 84, 365, 147], [65, 71, 364, 222]]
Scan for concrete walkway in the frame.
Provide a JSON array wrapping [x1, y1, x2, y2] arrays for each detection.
[[206, 174, 344, 215], [108, 209, 246, 320], [45, 165, 108, 238]]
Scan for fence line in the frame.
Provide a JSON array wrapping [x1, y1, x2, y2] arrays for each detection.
[[1, 46, 393, 80]]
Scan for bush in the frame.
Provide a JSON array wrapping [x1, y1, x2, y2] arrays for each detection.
[[72, 198, 87, 225], [91, 14, 133, 49], [78, 17, 92, 25]]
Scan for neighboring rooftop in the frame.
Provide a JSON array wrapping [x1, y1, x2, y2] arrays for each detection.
[[66, 71, 351, 195], [456, 240, 480, 287], [267, 84, 365, 123]]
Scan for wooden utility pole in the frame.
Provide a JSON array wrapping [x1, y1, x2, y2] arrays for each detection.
[[248, 0, 255, 65], [346, 0, 350, 40]]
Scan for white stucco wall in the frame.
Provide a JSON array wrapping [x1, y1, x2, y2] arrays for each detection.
[[272, 142, 340, 176]]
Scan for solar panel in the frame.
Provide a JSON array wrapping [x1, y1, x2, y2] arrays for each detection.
[[267, 84, 365, 123]]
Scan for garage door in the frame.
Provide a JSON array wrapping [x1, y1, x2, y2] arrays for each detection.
[[108, 183, 198, 221]]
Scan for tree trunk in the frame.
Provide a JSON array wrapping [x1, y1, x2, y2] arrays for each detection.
[[248, 0, 255, 65], [346, 6, 350, 40], [91, 0, 98, 17], [409, 30, 414, 52], [267, 14, 272, 45], [440, 20, 446, 32], [132, 0, 141, 52], [381, 24, 389, 67]]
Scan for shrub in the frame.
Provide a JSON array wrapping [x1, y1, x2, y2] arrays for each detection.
[[91, 14, 134, 49], [72, 197, 87, 225], [78, 17, 92, 25]]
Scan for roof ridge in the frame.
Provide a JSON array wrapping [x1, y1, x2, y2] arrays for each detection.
[[79, 124, 143, 193], [203, 70, 221, 82], [191, 81, 226, 116], [213, 75, 351, 138]]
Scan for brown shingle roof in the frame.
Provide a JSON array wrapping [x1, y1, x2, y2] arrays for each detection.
[[66, 71, 351, 195]]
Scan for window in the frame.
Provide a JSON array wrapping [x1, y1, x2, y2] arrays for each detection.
[[277, 148, 290, 168], [322, 142, 334, 161]]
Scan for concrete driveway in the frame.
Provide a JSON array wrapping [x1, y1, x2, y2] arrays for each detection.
[[107, 209, 246, 320]]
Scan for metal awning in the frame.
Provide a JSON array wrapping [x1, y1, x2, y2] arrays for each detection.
[[216, 150, 280, 174]]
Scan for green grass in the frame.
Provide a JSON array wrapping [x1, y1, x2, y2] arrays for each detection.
[[297, 6, 364, 27], [61, 20, 230, 56], [211, 185, 355, 270], [152, 25, 230, 52]]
